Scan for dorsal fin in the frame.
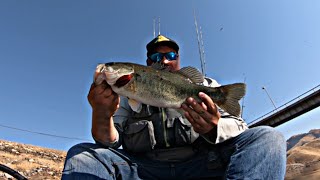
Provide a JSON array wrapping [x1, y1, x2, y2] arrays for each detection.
[[177, 66, 204, 83]]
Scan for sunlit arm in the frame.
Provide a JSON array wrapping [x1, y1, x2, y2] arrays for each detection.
[[91, 110, 119, 146]]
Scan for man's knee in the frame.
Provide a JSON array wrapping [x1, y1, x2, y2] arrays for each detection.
[[250, 126, 286, 151], [65, 143, 99, 159], [255, 126, 285, 142], [63, 143, 114, 177]]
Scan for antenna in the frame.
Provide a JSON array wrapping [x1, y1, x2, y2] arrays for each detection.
[[158, 17, 161, 35], [241, 75, 246, 117], [153, 17, 161, 37], [153, 18, 156, 38], [193, 9, 206, 76], [199, 26, 206, 76]]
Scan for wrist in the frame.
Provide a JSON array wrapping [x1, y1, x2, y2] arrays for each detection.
[[92, 127, 118, 143], [201, 126, 218, 144], [92, 109, 113, 122], [91, 119, 117, 143]]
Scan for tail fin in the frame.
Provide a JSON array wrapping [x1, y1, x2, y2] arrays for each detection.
[[215, 83, 246, 117]]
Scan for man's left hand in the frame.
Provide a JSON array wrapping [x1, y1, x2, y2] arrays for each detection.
[[181, 92, 221, 134]]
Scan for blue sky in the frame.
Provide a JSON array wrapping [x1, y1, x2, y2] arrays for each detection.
[[0, 0, 319, 151]]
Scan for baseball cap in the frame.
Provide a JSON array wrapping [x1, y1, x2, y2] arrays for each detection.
[[146, 35, 179, 54]]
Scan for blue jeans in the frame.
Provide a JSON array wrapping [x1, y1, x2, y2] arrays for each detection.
[[62, 126, 286, 180]]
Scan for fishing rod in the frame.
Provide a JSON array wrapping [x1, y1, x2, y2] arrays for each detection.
[[0, 164, 27, 180]]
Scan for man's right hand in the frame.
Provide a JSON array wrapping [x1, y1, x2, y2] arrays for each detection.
[[88, 81, 120, 144], [88, 81, 120, 119]]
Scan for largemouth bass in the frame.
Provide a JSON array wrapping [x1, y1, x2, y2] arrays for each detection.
[[94, 62, 246, 117]]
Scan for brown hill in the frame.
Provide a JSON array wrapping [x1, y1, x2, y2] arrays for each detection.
[[286, 129, 320, 180], [287, 129, 320, 151], [0, 140, 66, 179]]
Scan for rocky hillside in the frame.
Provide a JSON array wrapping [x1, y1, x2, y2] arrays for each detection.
[[0, 140, 66, 179], [0, 129, 319, 179], [286, 129, 320, 180], [287, 129, 320, 151]]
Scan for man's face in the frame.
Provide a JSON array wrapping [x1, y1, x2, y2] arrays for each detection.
[[146, 45, 180, 71]]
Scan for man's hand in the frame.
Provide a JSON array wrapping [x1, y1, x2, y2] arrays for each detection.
[[88, 80, 120, 143], [181, 92, 220, 134], [88, 81, 120, 119]]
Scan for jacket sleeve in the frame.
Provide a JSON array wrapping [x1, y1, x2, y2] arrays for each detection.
[[200, 77, 248, 144]]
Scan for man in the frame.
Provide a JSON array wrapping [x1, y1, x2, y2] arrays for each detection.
[[62, 35, 286, 179]]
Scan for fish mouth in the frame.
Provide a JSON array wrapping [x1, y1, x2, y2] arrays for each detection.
[[103, 67, 120, 85], [114, 74, 133, 87], [102, 64, 134, 87]]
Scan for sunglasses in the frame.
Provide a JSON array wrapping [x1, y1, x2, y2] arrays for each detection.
[[149, 52, 178, 62]]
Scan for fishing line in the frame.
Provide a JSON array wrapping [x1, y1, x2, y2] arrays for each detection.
[[0, 123, 90, 141]]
